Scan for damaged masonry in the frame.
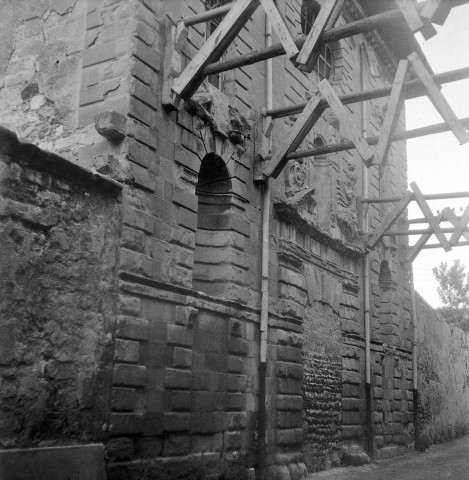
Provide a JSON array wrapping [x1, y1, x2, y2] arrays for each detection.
[[2, 0, 469, 479]]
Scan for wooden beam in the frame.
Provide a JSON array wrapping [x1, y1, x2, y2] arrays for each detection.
[[259, 0, 299, 59], [367, 192, 413, 250], [395, 0, 437, 39], [410, 181, 452, 252], [421, 241, 469, 250], [183, 3, 233, 26], [286, 115, 469, 162], [385, 227, 469, 235], [406, 212, 444, 262], [420, 0, 452, 25], [263, 93, 324, 179], [317, 79, 374, 163], [162, 17, 188, 109], [203, 6, 411, 77], [266, 65, 469, 119], [444, 204, 469, 244], [171, 0, 259, 102], [365, 191, 469, 204], [296, 0, 342, 71], [202, 1, 469, 77], [369, 59, 408, 167], [408, 52, 469, 144]]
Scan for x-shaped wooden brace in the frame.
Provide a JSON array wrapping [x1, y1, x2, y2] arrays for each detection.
[[406, 203, 469, 262], [263, 77, 375, 179], [368, 59, 409, 167], [411, 182, 452, 252], [169, 0, 299, 104]]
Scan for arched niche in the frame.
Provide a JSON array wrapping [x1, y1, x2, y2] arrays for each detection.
[[192, 153, 249, 301]]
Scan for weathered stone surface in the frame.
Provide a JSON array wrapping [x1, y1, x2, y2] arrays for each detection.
[[95, 111, 127, 141], [0, 135, 120, 448], [0, 444, 106, 480]]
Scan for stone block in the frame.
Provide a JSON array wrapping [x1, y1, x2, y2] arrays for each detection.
[[83, 43, 117, 67], [167, 324, 193, 347], [165, 368, 192, 390], [163, 412, 190, 432], [110, 413, 144, 435], [276, 395, 303, 411], [94, 111, 127, 141], [113, 364, 146, 387], [190, 413, 222, 433], [173, 347, 192, 369], [275, 428, 300, 446], [277, 378, 302, 395], [171, 390, 191, 411], [277, 362, 303, 380], [227, 355, 244, 373], [228, 337, 248, 356], [225, 412, 248, 431], [0, 444, 105, 480], [114, 339, 140, 363], [174, 145, 200, 173], [226, 393, 244, 411], [175, 306, 198, 327], [224, 431, 242, 450], [105, 437, 134, 461], [112, 387, 137, 412], [162, 434, 190, 457]]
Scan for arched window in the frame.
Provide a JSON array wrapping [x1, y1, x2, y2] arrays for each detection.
[[300, 1, 335, 80]]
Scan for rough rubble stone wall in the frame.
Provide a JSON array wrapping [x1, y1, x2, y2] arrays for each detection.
[[0, 128, 121, 449], [416, 293, 469, 445], [302, 354, 342, 472]]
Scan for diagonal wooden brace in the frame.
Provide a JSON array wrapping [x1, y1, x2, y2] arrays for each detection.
[[420, 0, 452, 25], [367, 192, 413, 251], [259, 0, 299, 59], [369, 59, 408, 167], [395, 0, 437, 40], [406, 212, 444, 262], [171, 0, 259, 102], [263, 92, 324, 179], [408, 52, 469, 145], [410, 181, 452, 252], [317, 79, 375, 163], [295, 0, 343, 72], [444, 204, 469, 245]]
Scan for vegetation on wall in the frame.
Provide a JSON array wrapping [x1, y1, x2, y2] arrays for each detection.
[[433, 260, 469, 332]]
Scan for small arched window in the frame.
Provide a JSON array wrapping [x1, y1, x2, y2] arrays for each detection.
[[300, 1, 335, 81]]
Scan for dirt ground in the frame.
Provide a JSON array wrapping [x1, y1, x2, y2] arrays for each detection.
[[306, 434, 469, 480]]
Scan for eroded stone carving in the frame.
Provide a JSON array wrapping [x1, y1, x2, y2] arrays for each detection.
[[336, 160, 359, 241]]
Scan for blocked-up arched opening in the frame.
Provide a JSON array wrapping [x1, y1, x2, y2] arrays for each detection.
[[379, 260, 392, 288], [193, 153, 246, 297]]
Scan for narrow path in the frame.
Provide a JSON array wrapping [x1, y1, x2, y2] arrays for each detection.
[[306, 434, 469, 480]]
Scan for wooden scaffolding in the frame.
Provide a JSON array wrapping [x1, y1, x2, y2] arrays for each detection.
[[163, 0, 469, 257]]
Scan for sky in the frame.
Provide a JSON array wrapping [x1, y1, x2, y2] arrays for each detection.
[[405, 3, 469, 307]]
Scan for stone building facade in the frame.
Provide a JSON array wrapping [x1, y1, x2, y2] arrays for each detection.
[[0, 0, 416, 478]]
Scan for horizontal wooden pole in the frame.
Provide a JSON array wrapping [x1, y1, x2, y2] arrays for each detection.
[[286, 116, 469, 162], [183, 3, 233, 26], [365, 191, 469, 204], [407, 216, 460, 224], [203, 5, 406, 76], [266, 66, 469, 119], [381, 227, 469, 236], [202, 0, 469, 77], [420, 241, 469, 249]]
